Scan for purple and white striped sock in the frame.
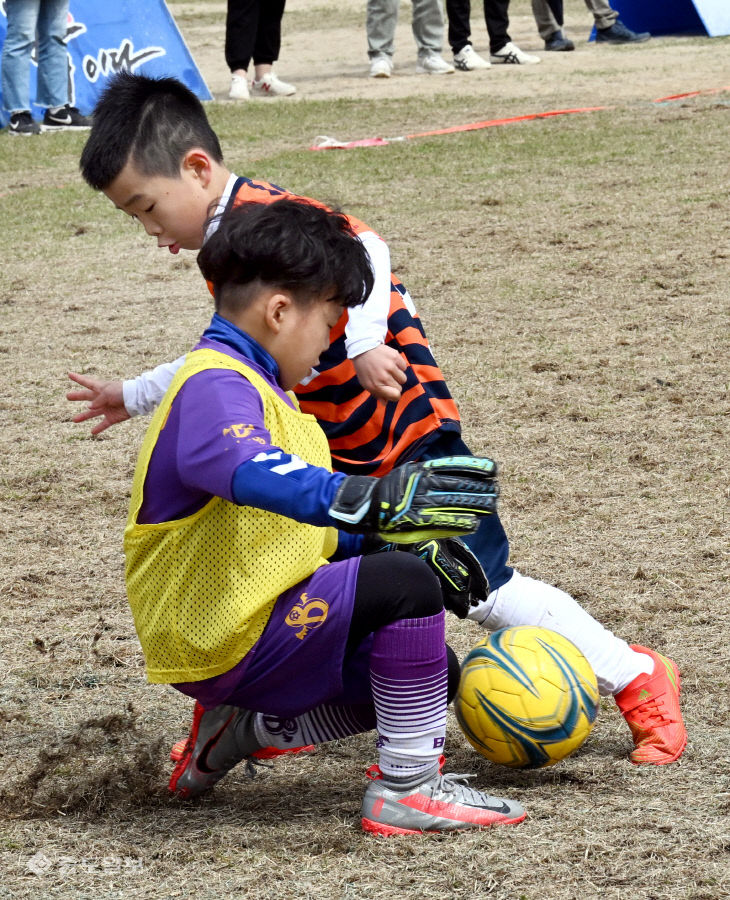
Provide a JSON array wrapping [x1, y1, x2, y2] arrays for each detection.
[[369, 610, 448, 787], [254, 703, 376, 749]]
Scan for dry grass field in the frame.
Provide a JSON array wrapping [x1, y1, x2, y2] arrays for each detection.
[[1, 1, 729, 897]]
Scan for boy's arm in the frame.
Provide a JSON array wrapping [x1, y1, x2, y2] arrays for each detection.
[[347, 232, 407, 403], [122, 356, 186, 416], [231, 452, 499, 543], [180, 373, 498, 543], [67, 356, 186, 434]]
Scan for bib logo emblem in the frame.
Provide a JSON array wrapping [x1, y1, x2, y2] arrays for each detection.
[[223, 423, 265, 445], [285, 593, 329, 640], [223, 422, 254, 439]]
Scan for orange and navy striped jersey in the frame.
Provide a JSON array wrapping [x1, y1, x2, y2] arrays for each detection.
[[223, 176, 461, 476]]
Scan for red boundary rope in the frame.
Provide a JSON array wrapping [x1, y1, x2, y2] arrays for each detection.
[[310, 86, 730, 151]]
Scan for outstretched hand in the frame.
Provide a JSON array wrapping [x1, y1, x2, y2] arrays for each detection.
[[353, 344, 407, 403], [67, 372, 130, 435]]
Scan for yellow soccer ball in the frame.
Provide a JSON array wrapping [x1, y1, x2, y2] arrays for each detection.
[[455, 626, 600, 768]]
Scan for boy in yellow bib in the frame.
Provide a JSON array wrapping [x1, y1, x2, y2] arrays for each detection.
[[125, 196, 526, 835]]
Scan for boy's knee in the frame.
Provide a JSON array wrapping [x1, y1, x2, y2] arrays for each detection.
[[349, 552, 444, 654], [390, 552, 444, 619]]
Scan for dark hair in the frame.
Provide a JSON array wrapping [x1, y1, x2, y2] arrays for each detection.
[[198, 199, 375, 313], [80, 71, 223, 190]]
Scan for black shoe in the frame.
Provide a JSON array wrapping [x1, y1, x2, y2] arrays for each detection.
[[596, 20, 650, 43], [42, 104, 92, 131], [7, 111, 40, 136], [544, 30, 575, 51]]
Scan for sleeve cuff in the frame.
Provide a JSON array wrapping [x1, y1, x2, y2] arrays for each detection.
[[122, 379, 142, 417], [345, 337, 384, 360]]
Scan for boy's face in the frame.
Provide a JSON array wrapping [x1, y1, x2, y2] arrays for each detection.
[[275, 297, 344, 392], [104, 159, 211, 253]]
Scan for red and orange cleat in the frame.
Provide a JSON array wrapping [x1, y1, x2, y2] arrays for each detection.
[[615, 644, 687, 765]]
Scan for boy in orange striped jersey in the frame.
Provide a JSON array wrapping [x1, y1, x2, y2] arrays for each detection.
[[68, 71, 686, 769]]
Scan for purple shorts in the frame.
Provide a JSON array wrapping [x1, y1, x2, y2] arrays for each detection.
[[174, 556, 373, 716]]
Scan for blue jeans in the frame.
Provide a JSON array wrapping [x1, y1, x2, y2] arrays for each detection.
[[417, 431, 514, 592], [1, 0, 69, 113]]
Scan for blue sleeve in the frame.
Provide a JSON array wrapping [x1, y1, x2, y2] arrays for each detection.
[[231, 455, 348, 526], [330, 531, 366, 560]]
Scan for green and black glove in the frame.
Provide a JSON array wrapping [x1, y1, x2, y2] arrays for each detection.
[[408, 537, 489, 618], [372, 537, 490, 618], [329, 455, 498, 543]]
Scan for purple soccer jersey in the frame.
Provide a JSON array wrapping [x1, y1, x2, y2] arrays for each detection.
[[137, 321, 453, 773], [139, 337, 296, 524]]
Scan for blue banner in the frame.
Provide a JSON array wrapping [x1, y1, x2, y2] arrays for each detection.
[[0, 0, 211, 127], [590, 0, 730, 38]]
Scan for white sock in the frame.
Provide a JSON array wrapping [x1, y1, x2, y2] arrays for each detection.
[[467, 570, 653, 695]]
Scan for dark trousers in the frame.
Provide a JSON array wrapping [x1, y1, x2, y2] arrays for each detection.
[[445, 0, 511, 54], [225, 0, 286, 72]]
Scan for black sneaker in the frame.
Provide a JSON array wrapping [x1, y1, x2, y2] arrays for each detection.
[[42, 104, 92, 131], [7, 111, 40, 136], [596, 20, 650, 43], [544, 30, 575, 51]]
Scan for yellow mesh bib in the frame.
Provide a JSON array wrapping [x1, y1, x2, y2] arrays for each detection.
[[124, 348, 338, 684]]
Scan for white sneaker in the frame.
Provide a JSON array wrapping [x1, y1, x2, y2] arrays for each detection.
[[369, 54, 393, 78], [228, 74, 250, 100], [490, 41, 541, 64], [251, 72, 297, 97], [453, 44, 491, 70], [416, 52, 455, 75]]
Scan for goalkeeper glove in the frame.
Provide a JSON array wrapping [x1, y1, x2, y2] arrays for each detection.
[[372, 537, 489, 618], [329, 455, 498, 543], [408, 538, 489, 618]]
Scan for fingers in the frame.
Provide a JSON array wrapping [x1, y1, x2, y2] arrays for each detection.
[[353, 345, 407, 402], [427, 472, 497, 490], [382, 515, 481, 544], [66, 389, 94, 402], [67, 371, 99, 391], [427, 496, 498, 515], [424, 456, 497, 477], [372, 383, 403, 403], [72, 407, 104, 423], [365, 367, 406, 401], [423, 475, 499, 506], [391, 360, 407, 382], [446, 539, 489, 597], [89, 418, 113, 436], [70, 407, 112, 435]]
